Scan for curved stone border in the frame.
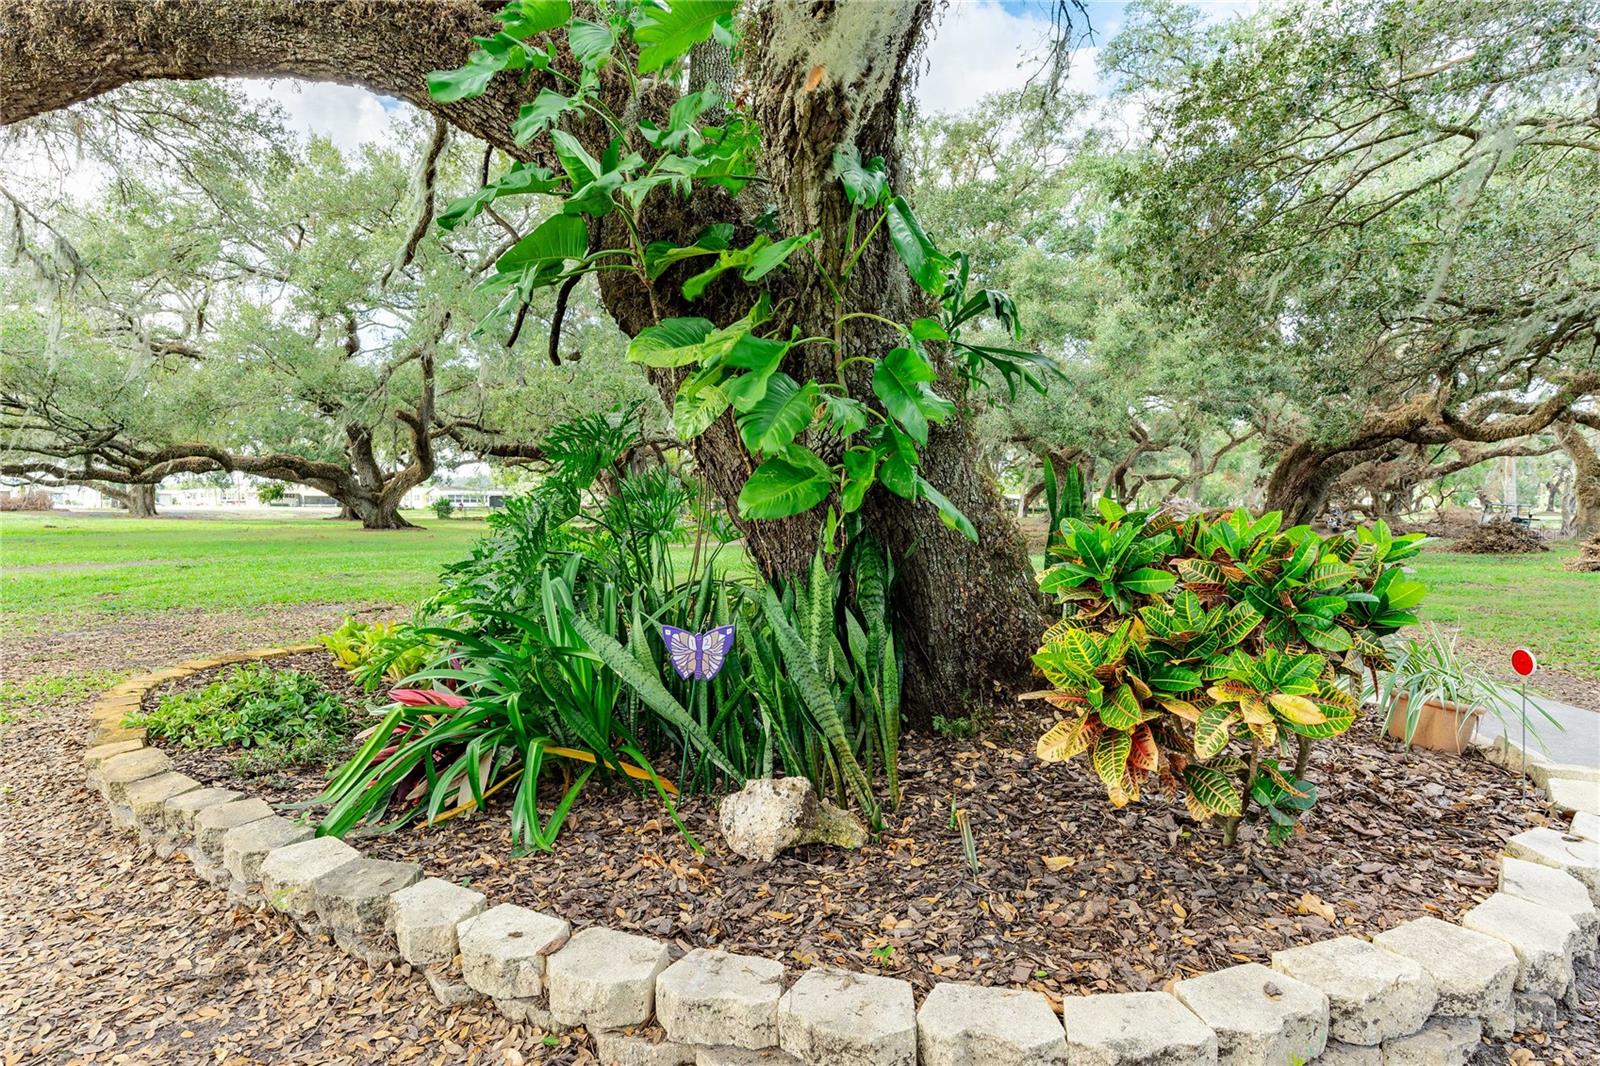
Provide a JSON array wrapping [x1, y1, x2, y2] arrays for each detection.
[[85, 649, 1600, 1066]]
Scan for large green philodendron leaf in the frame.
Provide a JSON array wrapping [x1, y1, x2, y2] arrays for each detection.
[[737, 373, 818, 456], [738, 446, 833, 520], [872, 346, 954, 445], [491, 214, 588, 282], [634, 0, 738, 74], [438, 164, 562, 231], [834, 147, 890, 208], [885, 195, 948, 295], [626, 317, 716, 367]]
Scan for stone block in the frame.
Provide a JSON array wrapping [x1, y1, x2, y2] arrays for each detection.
[[1504, 827, 1600, 905], [1370, 916, 1516, 1037], [261, 836, 362, 922], [1547, 776, 1600, 818], [1572, 811, 1600, 842], [313, 857, 422, 937], [916, 982, 1067, 1066], [223, 815, 313, 888], [161, 786, 245, 836], [695, 1048, 798, 1065], [1530, 762, 1600, 789], [389, 877, 485, 968], [591, 1029, 695, 1066], [777, 967, 916, 1066], [1173, 962, 1327, 1066], [95, 747, 170, 803], [1059, 991, 1217, 1066], [1378, 1016, 1479, 1066], [1313, 1041, 1378, 1065], [87, 724, 145, 748], [1270, 937, 1436, 1046], [457, 903, 570, 1000], [1499, 857, 1600, 958], [1513, 991, 1556, 1033], [1460, 893, 1580, 997], [83, 739, 142, 772], [119, 771, 201, 832], [548, 926, 671, 1030], [657, 948, 785, 1049], [193, 797, 274, 867], [495, 995, 559, 1029], [421, 967, 483, 1007]]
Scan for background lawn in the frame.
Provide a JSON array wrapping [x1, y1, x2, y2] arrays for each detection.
[[1408, 542, 1598, 679], [3, 512, 1595, 681], [0, 512, 486, 624]]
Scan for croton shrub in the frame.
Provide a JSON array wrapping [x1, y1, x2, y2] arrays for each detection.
[[1029, 503, 1426, 843]]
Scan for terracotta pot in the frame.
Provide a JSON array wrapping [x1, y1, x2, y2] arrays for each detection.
[[1385, 694, 1483, 754]]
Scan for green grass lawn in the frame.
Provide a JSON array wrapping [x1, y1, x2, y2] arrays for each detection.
[[4, 512, 1594, 680], [1408, 542, 1599, 679], [0, 511, 488, 621]]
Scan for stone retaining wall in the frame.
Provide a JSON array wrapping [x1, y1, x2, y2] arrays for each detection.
[[85, 650, 1600, 1066]]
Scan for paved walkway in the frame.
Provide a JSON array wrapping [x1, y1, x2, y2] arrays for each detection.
[[1476, 691, 1600, 767]]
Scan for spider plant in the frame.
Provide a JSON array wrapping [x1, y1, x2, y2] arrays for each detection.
[[1372, 625, 1558, 747]]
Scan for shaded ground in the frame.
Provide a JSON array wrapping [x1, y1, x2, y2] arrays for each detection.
[[2, 611, 1597, 1064]]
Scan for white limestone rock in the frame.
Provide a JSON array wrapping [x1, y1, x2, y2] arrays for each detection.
[[496, 995, 559, 1028], [776, 967, 916, 1066], [95, 747, 171, 804], [694, 1047, 799, 1065], [458, 903, 570, 1000], [916, 983, 1068, 1066], [1173, 963, 1327, 1066], [1312, 1041, 1378, 1065], [657, 948, 785, 1050], [1270, 937, 1436, 1046], [193, 797, 274, 870], [1059, 991, 1219, 1066], [591, 1029, 695, 1066], [260, 835, 362, 923], [389, 877, 485, 968], [548, 926, 671, 1030], [1571, 810, 1600, 842], [1460, 893, 1580, 998], [1371, 917, 1517, 1038], [122, 771, 201, 832], [223, 815, 313, 888], [718, 777, 867, 862], [1504, 827, 1600, 905], [1378, 1016, 1480, 1066], [1499, 856, 1600, 959], [1547, 776, 1600, 818]]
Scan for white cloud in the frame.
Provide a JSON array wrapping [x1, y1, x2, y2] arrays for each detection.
[[231, 79, 406, 154], [917, 1, 1105, 114]]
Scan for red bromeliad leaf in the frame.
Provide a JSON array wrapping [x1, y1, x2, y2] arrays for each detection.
[[390, 687, 469, 708]]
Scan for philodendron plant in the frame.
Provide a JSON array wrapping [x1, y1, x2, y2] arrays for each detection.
[[1029, 505, 1427, 845]]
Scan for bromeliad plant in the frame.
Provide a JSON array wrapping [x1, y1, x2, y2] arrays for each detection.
[[1030, 504, 1426, 845], [428, 0, 1056, 547]]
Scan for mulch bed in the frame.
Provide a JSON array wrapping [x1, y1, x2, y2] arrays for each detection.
[[141, 651, 372, 802], [156, 652, 1569, 1005]]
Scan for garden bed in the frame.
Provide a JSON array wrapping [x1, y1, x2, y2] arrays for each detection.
[[140, 651, 370, 801], [151, 654, 1562, 1003]]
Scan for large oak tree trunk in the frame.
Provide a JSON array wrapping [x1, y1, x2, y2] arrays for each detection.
[[2, 0, 1048, 717], [1558, 423, 1600, 538]]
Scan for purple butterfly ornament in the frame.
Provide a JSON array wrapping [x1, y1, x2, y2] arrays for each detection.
[[661, 624, 735, 681]]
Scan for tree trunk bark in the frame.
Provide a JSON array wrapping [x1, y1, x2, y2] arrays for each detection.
[[341, 492, 418, 531], [1558, 423, 1600, 538], [125, 482, 158, 518]]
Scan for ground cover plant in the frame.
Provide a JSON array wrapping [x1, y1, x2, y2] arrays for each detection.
[[129, 663, 356, 776]]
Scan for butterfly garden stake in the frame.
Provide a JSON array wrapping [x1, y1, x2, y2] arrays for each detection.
[[662, 625, 736, 681]]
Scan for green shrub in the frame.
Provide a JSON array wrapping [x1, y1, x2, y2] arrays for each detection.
[[129, 664, 351, 768], [1031, 503, 1427, 845], [431, 497, 455, 520]]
